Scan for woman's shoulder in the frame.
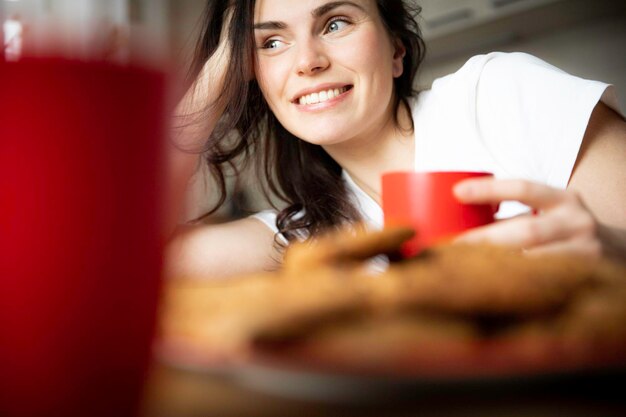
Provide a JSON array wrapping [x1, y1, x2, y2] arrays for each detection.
[[414, 50, 610, 124], [412, 52, 531, 119], [427, 52, 557, 94]]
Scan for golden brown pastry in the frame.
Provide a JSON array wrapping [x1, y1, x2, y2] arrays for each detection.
[[282, 225, 414, 274], [159, 225, 626, 374]]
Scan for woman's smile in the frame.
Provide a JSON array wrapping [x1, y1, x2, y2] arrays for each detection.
[[292, 84, 354, 112]]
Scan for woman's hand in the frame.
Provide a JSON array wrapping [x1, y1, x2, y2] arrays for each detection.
[[173, 6, 233, 127], [166, 7, 236, 236], [452, 178, 608, 259]]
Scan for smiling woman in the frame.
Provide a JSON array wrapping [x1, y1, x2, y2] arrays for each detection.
[[173, 0, 424, 244], [166, 0, 626, 279]]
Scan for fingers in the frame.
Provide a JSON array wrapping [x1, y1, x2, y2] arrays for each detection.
[[455, 213, 573, 248], [454, 178, 570, 209], [216, 7, 234, 59], [218, 5, 255, 82], [452, 178, 605, 259], [524, 238, 602, 259], [455, 201, 600, 258]]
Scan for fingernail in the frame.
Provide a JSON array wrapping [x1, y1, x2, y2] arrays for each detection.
[[453, 182, 472, 199]]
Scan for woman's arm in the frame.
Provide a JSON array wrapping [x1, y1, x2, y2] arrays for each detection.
[[165, 9, 233, 236], [164, 217, 281, 279], [568, 102, 626, 228], [453, 101, 626, 261], [568, 102, 626, 260], [161, 8, 283, 278]]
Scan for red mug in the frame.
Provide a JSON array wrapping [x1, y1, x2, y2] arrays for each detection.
[[382, 171, 497, 257], [0, 57, 166, 417]]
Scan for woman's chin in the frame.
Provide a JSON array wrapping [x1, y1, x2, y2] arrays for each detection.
[[289, 128, 353, 147], [299, 136, 348, 147]]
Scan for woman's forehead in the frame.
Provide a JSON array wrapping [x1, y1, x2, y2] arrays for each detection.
[[254, 0, 375, 23]]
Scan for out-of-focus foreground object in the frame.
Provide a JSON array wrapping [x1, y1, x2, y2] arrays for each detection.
[[0, 1, 168, 416], [159, 226, 626, 378]]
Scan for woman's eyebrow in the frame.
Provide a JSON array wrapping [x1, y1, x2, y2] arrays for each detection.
[[253, 21, 287, 31], [254, 1, 365, 30], [312, 1, 365, 18]]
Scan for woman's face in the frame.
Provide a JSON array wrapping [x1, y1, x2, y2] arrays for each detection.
[[253, 0, 404, 148]]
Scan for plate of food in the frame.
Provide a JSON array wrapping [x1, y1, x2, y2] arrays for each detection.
[[156, 226, 626, 401]]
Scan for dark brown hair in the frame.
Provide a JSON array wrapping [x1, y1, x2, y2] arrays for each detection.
[[188, 0, 425, 244]]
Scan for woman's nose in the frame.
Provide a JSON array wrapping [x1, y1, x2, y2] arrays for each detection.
[[294, 39, 330, 76]]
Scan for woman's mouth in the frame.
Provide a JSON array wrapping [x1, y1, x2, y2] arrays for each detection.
[[294, 85, 353, 106]]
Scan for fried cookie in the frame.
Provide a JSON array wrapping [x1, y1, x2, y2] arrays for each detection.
[[384, 244, 604, 317], [159, 226, 626, 374], [282, 225, 414, 274]]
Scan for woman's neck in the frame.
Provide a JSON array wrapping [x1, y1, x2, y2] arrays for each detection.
[[322, 102, 414, 204]]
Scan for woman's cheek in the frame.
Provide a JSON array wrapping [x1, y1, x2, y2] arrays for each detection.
[[336, 30, 395, 88], [256, 60, 289, 111]]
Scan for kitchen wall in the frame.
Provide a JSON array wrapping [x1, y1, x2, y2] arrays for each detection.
[[167, 0, 626, 221]]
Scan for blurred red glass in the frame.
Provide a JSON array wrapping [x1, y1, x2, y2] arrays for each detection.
[[0, 54, 166, 417]]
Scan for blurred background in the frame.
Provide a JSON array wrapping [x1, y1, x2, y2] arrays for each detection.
[[4, 0, 625, 221], [1, 0, 168, 61]]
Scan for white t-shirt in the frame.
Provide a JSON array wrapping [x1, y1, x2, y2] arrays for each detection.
[[252, 52, 621, 240]]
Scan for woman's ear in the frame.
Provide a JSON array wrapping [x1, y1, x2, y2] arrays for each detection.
[[392, 39, 406, 78]]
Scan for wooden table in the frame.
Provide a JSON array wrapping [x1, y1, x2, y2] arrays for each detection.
[[141, 361, 626, 417]]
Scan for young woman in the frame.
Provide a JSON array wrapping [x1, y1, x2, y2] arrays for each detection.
[[166, 0, 626, 278]]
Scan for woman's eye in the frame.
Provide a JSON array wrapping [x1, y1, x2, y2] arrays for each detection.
[[261, 39, 283, 50], [326, 18, 350, 34]]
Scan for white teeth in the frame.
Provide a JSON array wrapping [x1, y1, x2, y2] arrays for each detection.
[[297, 87, 348, 105]]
